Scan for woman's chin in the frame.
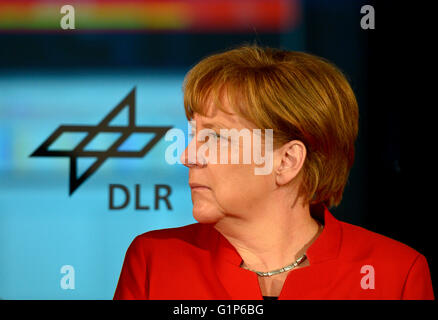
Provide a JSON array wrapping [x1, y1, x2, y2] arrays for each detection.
[[192, 204, 222, 224]]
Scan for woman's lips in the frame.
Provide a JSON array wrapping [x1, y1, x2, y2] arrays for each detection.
[[189, 183, 210, 190], [191, 187, 210, 191]]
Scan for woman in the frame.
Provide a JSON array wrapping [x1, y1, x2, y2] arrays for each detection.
[[114, 45, 434, 300]]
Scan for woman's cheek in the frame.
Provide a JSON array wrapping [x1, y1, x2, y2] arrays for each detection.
[[213, 167, 249, 210]]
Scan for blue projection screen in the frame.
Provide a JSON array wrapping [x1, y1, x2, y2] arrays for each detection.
[[0, 71, 196, 299]]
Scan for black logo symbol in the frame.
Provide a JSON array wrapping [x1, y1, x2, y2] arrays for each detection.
[[30, 87, 172, 195]]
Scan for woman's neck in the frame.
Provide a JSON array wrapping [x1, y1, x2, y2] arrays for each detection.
[[213, 197, 321, 272]]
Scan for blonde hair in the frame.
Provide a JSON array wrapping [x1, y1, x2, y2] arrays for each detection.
[[183, 44, 359, 209]]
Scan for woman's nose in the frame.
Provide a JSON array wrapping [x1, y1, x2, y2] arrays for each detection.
[[180, 138, 207, 168]]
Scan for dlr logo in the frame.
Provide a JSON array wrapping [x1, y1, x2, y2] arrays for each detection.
[[109, 184, 173, 211]]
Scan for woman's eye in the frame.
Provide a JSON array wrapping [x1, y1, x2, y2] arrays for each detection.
[[209, 132, 222, 139], [189, 131, 225, 140]]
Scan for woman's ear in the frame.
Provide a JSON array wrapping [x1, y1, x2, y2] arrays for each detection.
[[275, 140, 306, 186]]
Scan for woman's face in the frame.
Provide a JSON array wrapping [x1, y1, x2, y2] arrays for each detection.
[[181, 98, 277, 224]]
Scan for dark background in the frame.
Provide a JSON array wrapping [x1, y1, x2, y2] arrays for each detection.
[[0, 0, 433, 295]]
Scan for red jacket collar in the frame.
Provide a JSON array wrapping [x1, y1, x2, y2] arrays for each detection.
[[306, 205, 342, 264]]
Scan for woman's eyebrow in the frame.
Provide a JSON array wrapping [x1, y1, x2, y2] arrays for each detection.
[[201, 121, 231, 130]]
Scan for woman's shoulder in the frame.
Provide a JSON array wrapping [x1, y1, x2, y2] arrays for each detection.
[[128, 222, 214, 254], [338, 219, 424, 264], [336, 219, 434, 298]]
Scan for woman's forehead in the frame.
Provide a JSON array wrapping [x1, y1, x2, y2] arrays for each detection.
[[191, 89, 256, 129], [192, 111, 256, 130], [192, 111, 236, 128]]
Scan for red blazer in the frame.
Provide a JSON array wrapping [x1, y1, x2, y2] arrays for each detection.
[[113, 206, 434, 300]]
